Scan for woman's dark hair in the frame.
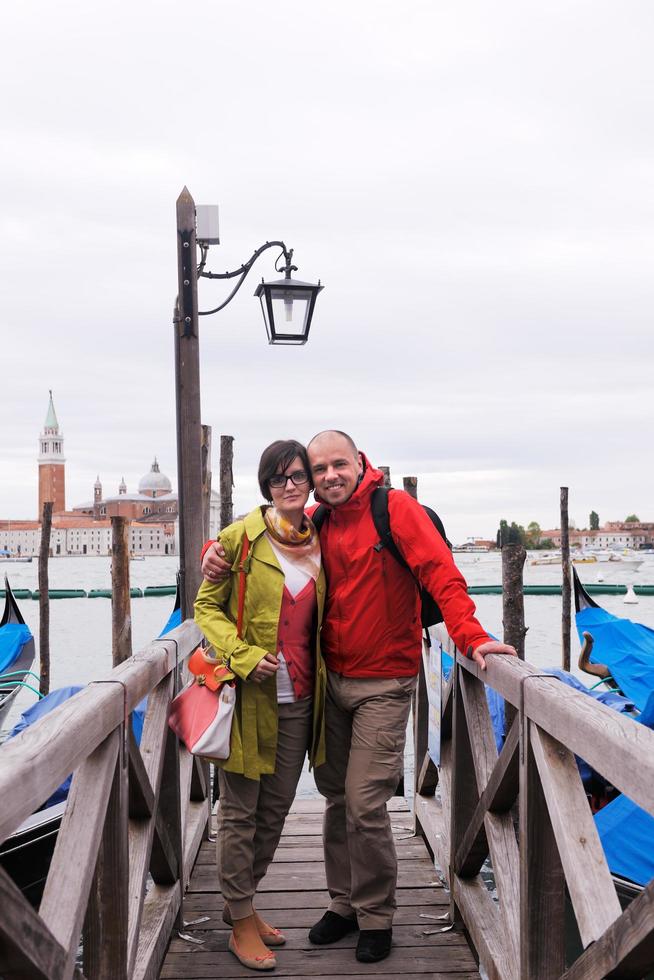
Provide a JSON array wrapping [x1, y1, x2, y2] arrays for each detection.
[[258, 439, 312, 502]]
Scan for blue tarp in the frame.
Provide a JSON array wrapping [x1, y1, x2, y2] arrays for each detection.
[[595, 795, 654, 887], [577, 605, 654, 712], [0, 623, 32, 675]]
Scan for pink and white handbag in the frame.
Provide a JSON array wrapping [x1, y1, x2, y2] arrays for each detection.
[[168, 535, 249, 759]]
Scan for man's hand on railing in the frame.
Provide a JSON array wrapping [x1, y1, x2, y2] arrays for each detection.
[[469, 640, 517, 671], [202, 541, 231, 583]]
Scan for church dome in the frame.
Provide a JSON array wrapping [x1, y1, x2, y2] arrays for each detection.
[[138, 458, 172, 496]]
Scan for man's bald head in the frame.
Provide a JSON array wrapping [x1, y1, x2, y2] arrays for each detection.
[[307, 430, 358, 458], [307, 430, 363, 507]]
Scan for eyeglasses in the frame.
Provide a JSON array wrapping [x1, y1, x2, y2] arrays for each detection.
[[269, 469, 310, 489]]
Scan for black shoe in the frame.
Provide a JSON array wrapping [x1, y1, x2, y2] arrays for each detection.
[[308, 911, 358, 945], [356, 928, 393, 962]]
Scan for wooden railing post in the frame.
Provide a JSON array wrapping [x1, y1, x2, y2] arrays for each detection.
[[84, 739, 129, 978], [519, 716, 565, 978], [449, 661, 478, 924]]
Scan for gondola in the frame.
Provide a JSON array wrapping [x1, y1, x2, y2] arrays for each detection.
[[573, 566, 654, 904], [0, 576, 36, 726], [0, 581, 181, 905]]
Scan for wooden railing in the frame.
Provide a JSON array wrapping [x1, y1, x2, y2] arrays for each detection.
[[0, 619, 205, 980], [413, 646, 654, 979]]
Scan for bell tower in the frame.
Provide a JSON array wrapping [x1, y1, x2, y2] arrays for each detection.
[[38, 390, 66, 515]]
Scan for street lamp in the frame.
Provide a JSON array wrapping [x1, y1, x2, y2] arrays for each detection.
[[174, 187, 323, 618], [198, 240, 323, 346]]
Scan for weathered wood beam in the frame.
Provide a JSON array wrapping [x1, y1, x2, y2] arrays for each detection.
[[530, 724, 621, 948], [132, 883, 181, 980], [0, 621, 200, 845], [83, 748, 129, 977], [0, 866, 67, 980], [452, 872, 515, 980], [561, 877, 654, 979], [150, 809, 179, 886], [458, 671, 519, 965], [520, 719, 565, 978], [457, 653, 654, 815], [40, 732, 120, 974], [128, 727, 154, 819], [454, 717, 519, 877], [416, 749, 439, 796]]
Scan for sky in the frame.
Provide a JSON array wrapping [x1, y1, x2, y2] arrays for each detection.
[[2, 0, 653, 544]]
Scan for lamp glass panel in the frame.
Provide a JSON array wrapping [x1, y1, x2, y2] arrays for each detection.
[[267, 286, 312, 341]]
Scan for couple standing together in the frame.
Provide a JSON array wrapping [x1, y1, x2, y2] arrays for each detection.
[[195, 429, 515, 971]]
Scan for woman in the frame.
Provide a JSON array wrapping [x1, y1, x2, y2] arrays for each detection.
[[194, 439, 326, 971]]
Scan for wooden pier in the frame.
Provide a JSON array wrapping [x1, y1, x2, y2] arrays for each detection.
[[161, 798, 479, 979], [2, 617, 654, 978]]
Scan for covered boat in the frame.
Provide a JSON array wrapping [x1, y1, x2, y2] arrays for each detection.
[[574, 566, 654, 896], [0, 577, 36, 725]]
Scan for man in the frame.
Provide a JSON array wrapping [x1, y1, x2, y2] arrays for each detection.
[[202, 431, 516, 964]]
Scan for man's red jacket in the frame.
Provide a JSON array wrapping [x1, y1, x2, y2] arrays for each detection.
[[308, 455, 490, 678]]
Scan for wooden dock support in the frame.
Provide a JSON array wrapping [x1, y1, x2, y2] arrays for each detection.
[[501, 542, 527, 660], [38, 501, 52, 696], [219, 434, 234, 530], [403, 475, 418, 499], [560, 486, 571, 671], [111, 516, 132, 666]]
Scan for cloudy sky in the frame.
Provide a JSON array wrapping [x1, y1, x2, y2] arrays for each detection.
[[2, 1, 653, 543]]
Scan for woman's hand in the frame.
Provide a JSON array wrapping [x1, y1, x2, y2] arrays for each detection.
[[250, 653, 280, 683], [202, 541, 231, 582]]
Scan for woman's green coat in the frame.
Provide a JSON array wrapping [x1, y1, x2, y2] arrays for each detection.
[[194, 506, 327, 780]]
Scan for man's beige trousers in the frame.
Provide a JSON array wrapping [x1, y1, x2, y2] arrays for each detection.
[[314, 671, 416, 929]]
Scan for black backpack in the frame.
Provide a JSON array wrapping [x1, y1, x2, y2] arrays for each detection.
[[312, 486, 452, 630]]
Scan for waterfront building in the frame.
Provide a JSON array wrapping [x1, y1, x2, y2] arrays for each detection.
[[38, 390, 66, 515], [0, 393, 177, 557]]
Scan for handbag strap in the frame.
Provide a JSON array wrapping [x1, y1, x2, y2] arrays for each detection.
[[236, 534, 250, 639]]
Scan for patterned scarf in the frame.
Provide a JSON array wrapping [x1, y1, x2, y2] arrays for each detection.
[[263, 507, 321, 581]]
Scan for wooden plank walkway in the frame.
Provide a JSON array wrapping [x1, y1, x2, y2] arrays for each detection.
[[160, 798, 480, 979]]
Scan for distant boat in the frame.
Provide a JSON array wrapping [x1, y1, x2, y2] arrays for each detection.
[[0, 557, 33, 564], [531, 552, 598, 566], [0, 577, 36, 725]]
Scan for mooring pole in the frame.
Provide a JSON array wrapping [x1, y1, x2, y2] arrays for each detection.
[[38, 501, 52, 696], [561, 486, 571, 671], [201, 424, 212, 542], [175, 187, 204, 620], [379, 466, 391, 488], [111, 516, 132, 666], [403, 475, 418, 499], [502, 540, 527, 732], [220, 434, 234, 530], [502, 542, 527, 660]]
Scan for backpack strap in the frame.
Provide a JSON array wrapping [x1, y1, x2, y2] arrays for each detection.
[[311, 504, 329, 533], [370, 487, 409, 569]]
